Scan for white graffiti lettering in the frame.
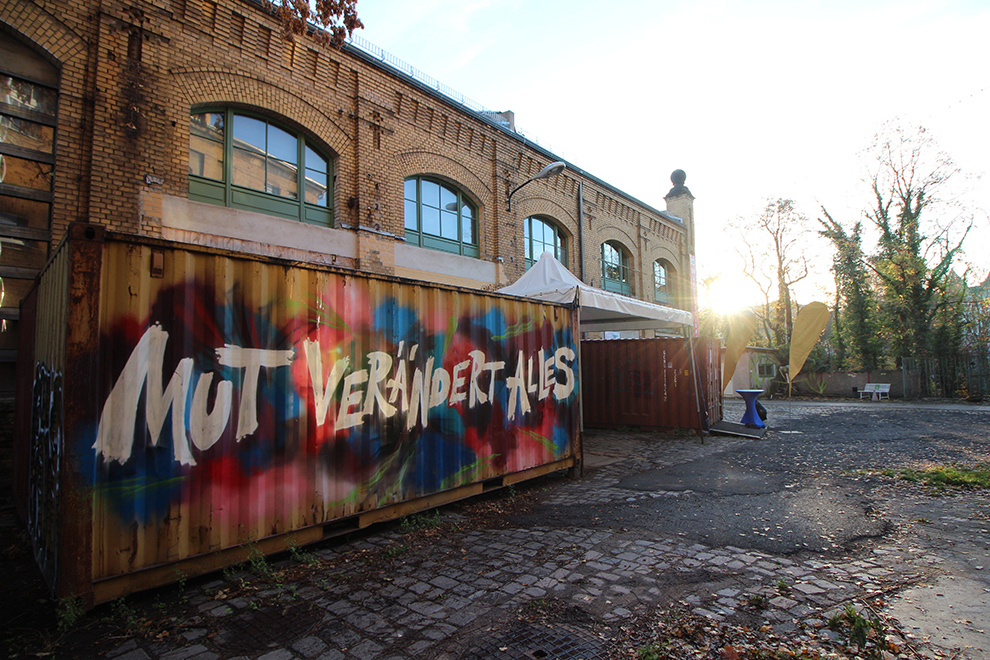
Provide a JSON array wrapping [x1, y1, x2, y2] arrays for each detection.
[[95, 329, 578, 465], [95, 326, 294, 466]]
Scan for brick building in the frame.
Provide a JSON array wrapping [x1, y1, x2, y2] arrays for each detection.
[[1, 0, 696, 382]]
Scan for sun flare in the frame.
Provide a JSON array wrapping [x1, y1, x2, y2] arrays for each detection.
[[702, 276, 762, 315]]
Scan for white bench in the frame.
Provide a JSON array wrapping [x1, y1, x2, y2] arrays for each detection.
[[860, 383, 890, 401]]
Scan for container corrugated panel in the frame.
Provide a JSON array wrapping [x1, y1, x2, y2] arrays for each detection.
[[86, 237, 579, 580], [581, 337, 720, 430], [26, 237, 72, 590]]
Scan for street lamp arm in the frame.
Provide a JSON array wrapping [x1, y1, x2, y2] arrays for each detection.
[[506, 161, 566, 211]]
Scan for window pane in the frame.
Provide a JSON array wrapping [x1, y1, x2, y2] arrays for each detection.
[[0, 75, 57, 117], [305, 168, 327, 206], [232, 147, 266, 191], [0, 153, 52, 190], [1, 278, 35, 311], [439, 209, 458, 240], [0, 236, 46, 270], [654, 262, 667, 288], [439, 185, 457, 212], [422, 204, 440, 236], [232, 115, 266, 153], [536, 219, 549, 245], [267, 124, 297, 164], [189, 134, 224, 180], [404, 199, 418, 230], [421, 179, 440, 209], [404, 178, 417, 202], [304, 145, 327, 173], [0, 194, 49, 230], [266, 159, 298, 199], [0, 114, 54, 153], [461, 204, 475, 244], [190, 112, 224, 142], [603, 243, 618, 266]]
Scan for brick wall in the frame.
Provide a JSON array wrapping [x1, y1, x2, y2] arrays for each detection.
[[2, 0, 693, 302]]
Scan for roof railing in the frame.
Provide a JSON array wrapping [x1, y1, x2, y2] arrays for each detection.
[[346, 34, 549, 151]]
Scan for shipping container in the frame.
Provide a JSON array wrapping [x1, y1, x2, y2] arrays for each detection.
[[15, 224, 581, 604], [581, 337, 722, 430]]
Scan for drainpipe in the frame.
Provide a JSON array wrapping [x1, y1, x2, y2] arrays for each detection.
[[578, 181, 585, 281]]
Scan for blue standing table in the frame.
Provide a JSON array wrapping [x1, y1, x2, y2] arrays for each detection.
[[736, 389, 765, 428]]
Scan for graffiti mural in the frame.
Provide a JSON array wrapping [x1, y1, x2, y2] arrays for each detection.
[[29, 362, 63, 587], [88, 264, 578, 577]]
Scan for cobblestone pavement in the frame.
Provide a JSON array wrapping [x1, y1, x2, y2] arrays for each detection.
[[5, 399, 990, 659]]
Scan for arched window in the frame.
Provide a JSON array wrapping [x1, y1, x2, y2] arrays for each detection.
[[0, 32, 59, 323], [188, 109, 332, 226], [404, 176, 478, 257], [524, 216, 566, 269], [601, 241, 631, 295], [654, 259, 672, 303]]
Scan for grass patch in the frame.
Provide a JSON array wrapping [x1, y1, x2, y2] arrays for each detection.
[[890, 463, 990, 491]]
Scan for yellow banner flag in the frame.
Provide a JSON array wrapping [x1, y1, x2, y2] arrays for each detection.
[[722, 310, 758, 392], [788, 302, 830, 384]]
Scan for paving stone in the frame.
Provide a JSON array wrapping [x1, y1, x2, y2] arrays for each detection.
[[292, 636, 328, 658], [113, 650, 151, 660], [792, 582, 826, 595], [770, 596, 799, 609], [107, 640, 139, 658], [162, 646, 211, 660], [255, 651, 294, 660]]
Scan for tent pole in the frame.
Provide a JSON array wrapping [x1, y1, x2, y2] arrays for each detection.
[[686, 328, 709, 438], [574, 294, 585, 477]]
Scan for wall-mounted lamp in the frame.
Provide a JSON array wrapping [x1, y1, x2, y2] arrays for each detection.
[[506, 161, 566, 211]]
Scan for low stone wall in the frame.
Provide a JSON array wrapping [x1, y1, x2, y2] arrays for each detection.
[[791, 370, 903, 398]]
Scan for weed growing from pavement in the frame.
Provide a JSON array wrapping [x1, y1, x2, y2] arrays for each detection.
[[399, 510, 443, 532], [744, 592, 769, 609], [247, 544, 275, 579], [381, 543, 409, 560], [827, 603, 888, 659], [109, 598, 145, 636], [56, 597, 85, 633], [776, 577, 790, 593], [637, 642, 660, 660], [288, 542, 320, 567], [222, 562, 245, 582]]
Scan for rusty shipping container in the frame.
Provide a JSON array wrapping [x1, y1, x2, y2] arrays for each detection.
[[16, 225, 581, 604], [581, 337, 722, 430]]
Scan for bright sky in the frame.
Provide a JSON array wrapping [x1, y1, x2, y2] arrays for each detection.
[[354, 0, 990, 313]]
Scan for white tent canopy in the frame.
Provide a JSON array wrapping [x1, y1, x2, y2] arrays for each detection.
[[498, 252, 693, 331]]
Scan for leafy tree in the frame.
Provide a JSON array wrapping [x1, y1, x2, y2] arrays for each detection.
[[737, 199, 811, 349], [864, 124, 971, 364], [270, 0, 363, 44], [818, 210, 882, 370]]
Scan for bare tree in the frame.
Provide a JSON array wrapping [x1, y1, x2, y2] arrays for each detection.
[[737, 199, 811, 348]]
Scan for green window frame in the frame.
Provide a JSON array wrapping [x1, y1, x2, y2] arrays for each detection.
[[0, 40, 59, 321], [524, 215, 566, 269], [654, 260, 670, 303], [601, 241, 631, 295], [403, 176, 478, 257], [188, 108, 332, 227]]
